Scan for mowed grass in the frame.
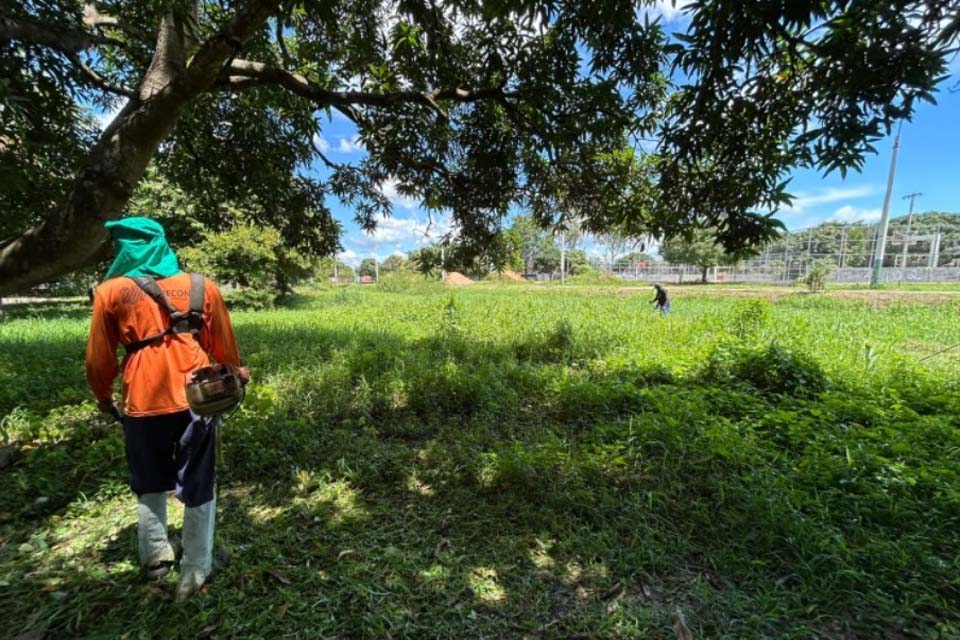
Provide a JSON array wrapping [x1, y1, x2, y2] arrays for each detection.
[[1, 285, 959, 639]]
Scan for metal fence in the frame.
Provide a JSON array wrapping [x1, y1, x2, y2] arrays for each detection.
[[598, 260, 960, 284]]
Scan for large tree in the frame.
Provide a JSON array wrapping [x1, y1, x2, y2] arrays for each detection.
[[358, 257, 378, 278], [1, 0, 957, 294], [380, 253, 408, 273], [661, 227, 738, 283], [594, 224, 647, 272]]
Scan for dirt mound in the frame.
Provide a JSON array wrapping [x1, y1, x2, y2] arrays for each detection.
[[444, 272, 474, 285], [501, 270, 525, 282]]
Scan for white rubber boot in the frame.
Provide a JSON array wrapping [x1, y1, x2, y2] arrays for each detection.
[[176, 496, 216, 603], [138, 493, 176, 579]]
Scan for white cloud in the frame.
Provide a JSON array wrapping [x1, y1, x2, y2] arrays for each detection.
[[349, 211, 456, 250], [313, 132, 363, 154], [643, 0, 695, 23], [781, 185, 876, 216], [313, 133, 366, 153], [95, 98, 128, 131], [336, 135, 364, 153], [379, 178, 420, 209], [829, 204, 882, 224], [508, 9, 546, 36], [365, 215, 421, 244], [337, 249, 360, 266], [359, 216, 425, 247], [312, 133, 331, 152]]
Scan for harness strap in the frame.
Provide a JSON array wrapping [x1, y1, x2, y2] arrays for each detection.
[[189, 273, 205, 317], [124, 274, 206, 355], [124, 327, 174, 354], [131, 276, 179, 315]]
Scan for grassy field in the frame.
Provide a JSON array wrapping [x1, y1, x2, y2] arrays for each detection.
[[1, 284, 959, 639]]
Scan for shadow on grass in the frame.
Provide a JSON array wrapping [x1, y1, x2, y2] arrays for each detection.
[[0, 336, 89, 417], [0, 299, 90, 322], [2, 319, 958, 639]]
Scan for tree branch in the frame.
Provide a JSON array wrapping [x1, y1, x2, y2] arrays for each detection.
[[310, 134, 342, 170], [0, 15, 123, 53], [67, 52, 136, 98], [216, 59, 520, 111], [275, 13, 293, 67], [333, 104, 364, 125], [178, 0, 281, 94], [83, 1, 120, 29], [2, 14, 134, 97]]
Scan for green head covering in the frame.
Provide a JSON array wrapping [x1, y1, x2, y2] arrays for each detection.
[[103, 217, 182, 280]]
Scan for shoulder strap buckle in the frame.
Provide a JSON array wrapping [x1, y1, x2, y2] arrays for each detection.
[[125, 274, 206, 354]]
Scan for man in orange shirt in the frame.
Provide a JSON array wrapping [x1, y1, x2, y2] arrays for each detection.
[[86, 217, 248, 602]]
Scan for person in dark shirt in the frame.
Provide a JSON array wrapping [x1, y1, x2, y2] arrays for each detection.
[[651, 284, 670, 314]]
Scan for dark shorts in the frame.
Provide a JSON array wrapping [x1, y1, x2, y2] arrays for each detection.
[[122, 410, 218, 508]]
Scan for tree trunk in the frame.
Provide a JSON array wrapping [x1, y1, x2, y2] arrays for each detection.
[[0, 93, 191, 294], [701, 266, 708, 283], [0, 0, 279, 295]]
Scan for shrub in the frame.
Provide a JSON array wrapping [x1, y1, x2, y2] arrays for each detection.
[[180, 224, 315, 309], [730, 298, 772, 340], [805, 258, 836, 292], [704, 343, 828, 397], [563, 271, 621, 286], [544, 318, 576, 361], [376, 271, 438, 292], [225, 287, 275, 310]]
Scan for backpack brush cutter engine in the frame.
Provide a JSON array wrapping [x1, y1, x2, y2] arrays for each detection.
[[186, 364, 246, 416]]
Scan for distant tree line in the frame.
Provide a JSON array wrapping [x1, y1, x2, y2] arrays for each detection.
[[759, 213, 960, 268]]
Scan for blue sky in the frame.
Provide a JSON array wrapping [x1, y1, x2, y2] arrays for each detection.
[[780, 86, 960, 231]]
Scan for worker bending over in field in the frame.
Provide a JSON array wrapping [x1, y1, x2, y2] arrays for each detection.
[[86, 217, 248, 603], [651, 283, 670, 314]]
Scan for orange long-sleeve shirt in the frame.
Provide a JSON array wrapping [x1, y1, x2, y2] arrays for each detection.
[[86, 272, 242, 417]]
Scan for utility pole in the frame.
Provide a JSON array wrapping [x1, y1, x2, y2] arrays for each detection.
[[559, 230, 566, 284], [839, 226, 847, 268], [931, 224, 942, 267], [784, 239, 791, 283], [374, 254, 379, 282], [871, 123, 902, 287], [899, 192, 922, 272]]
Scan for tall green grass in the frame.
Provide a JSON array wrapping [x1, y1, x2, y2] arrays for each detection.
[[1, 287, 958, 639]]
